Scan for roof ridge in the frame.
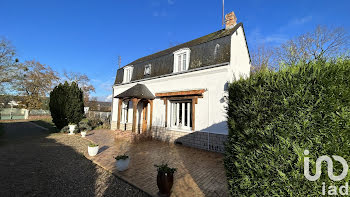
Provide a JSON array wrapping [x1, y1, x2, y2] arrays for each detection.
[[119, 23, 242, 69]]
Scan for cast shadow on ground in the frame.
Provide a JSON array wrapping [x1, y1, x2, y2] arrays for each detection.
[[99, 145, 110, 153], [0, 121, 149, 197]]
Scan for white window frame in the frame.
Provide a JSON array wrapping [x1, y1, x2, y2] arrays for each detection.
[[123, 66, 133, 83], [144, 64, 151, 75], [173, 48, 190, 73], [169, 100, 192, 131], [121, 100, 129, 123]]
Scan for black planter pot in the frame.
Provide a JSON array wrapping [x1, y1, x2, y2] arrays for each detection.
[[156, 171, 174, 197]]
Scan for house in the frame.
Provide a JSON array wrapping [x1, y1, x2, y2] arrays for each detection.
[[111, 12, 250, 152], [85, 101, 112, 121]]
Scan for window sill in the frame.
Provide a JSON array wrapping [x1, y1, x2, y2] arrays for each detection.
[[167, 127, 193, 133]]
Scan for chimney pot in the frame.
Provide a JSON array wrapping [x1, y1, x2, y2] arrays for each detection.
[[225, 11, 237, 30]]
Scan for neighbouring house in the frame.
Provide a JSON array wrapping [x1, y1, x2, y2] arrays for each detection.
[[111, 12, 250, 152], [85, 101, 112, 113], [85, 101, 112, 121]]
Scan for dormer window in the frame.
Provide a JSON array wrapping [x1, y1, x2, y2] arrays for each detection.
[[123, 66, 133, 83], [173, 48, 190, 73], [144, 64, 151, 76]]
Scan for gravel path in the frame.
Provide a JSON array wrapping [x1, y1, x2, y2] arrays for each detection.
[[0, 121, 149, 197]]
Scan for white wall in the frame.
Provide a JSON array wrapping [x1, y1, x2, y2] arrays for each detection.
[[111, 26, 251, 135], [229, 26, 251, 81], [112, 65, 230, 135]]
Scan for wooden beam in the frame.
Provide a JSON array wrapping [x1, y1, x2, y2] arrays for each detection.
[[132, 98, 140, 133], [149, 100, 153, 130], [142, 101, 147, 133], [162, 95, 202, 101], [155, 89, 205, 97], [117, 99, 123, 130]]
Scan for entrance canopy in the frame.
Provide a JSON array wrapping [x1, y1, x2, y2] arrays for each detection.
[[115, 84, 155, 100], [115, 83, 154, 133]]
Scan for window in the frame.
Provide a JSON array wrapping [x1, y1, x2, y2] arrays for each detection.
[[123, 66, 133, 83], [173, 48, 190, 73], [144, 64, 151, 75], [121, 101, 129, 123], [170, 100, 192, 130]]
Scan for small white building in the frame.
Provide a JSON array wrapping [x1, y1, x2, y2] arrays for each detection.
[[111, 12, 250, 152]]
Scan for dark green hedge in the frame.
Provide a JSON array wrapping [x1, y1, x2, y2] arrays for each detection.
[[225, 59, 350, 196], [49, 81, 84, 130]]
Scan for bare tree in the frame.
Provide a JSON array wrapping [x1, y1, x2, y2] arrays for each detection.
[[63, 71, 95, 104], [0, 38, 23, 94], [251, 44, 275, 73], [19, 60, 60, 109], [276, 25, 349, 66]]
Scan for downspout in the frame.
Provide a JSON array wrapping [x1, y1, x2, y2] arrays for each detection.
[[207, 88, 210, 151], [111, 87, 115, 127]]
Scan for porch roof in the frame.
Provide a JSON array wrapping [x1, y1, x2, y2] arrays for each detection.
[[115, 83, 155, 100]]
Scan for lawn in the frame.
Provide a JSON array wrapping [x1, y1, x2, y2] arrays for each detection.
[[30, 117, 59, 133]]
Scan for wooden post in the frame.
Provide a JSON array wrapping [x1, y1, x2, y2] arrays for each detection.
[[149, 100, 153, 130], [132, 98, 140, 133], [117, 99, 123, 130]]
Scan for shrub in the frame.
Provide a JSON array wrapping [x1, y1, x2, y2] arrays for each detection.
[[78, 121, 92, 132], [60, 125, 69, 133], [225, 59, 350, 196], [66, 82, 84, 124], [154, 163, 177, 174], [49, 82, 69, 129], [88, 143, 98, 147], [49, 81, 84, 129], [115, 154, 129, 160], [88, 118, 103, 129]]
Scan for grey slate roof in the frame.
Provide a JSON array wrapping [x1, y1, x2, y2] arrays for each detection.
[[115, 23, 245, 85], [115, 84, 155, 100]]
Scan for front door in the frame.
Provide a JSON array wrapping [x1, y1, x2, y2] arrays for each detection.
[[142, 101, 148, 132]]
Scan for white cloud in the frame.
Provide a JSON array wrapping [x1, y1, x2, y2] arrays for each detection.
[[278, 15, 313, 32], [153, 10, 167, 17], [291, 16, 312, 25], [261, 35, 288, 44], [248, 28, 288, 47], [105, 94, 113, 102]]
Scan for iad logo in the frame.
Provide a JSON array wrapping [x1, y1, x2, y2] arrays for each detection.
[[304, 150, 348, 181], [304, 150, 349, 195]]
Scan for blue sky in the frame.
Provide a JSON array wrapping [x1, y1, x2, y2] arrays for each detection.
[[1, 0, 349, 101]]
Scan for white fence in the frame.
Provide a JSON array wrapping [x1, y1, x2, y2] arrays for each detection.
[[29, 109, 51, 116], [0, 108, 29, 120], [87, 111, 111, 121]]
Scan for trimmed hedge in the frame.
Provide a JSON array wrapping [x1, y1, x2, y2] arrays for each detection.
[[225, 59, 350, 196]]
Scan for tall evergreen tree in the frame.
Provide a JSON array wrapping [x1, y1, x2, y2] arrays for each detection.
[[49, 81, 84, 130], [66, 82, 84, 124], [49, 82, 69, 129]]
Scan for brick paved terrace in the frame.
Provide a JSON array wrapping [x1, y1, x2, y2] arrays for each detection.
[[84, 129, 229, 197]]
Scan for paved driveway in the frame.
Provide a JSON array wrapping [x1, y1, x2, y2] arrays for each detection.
[[0, 121, 148, 197], [85, 130, 229, 197]]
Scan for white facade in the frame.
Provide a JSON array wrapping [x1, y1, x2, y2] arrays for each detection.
[[111, 26, 250, 136]]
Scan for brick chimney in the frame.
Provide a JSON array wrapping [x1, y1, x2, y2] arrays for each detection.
[[225, 11, 237, 30]]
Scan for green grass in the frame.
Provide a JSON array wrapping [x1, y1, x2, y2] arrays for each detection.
[[30, 117, 59, 133]]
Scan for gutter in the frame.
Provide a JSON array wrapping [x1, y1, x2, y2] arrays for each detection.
[[113, 62, 230, 87]]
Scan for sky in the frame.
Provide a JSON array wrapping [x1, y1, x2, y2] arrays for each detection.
[[1, 0, 349, 101]]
